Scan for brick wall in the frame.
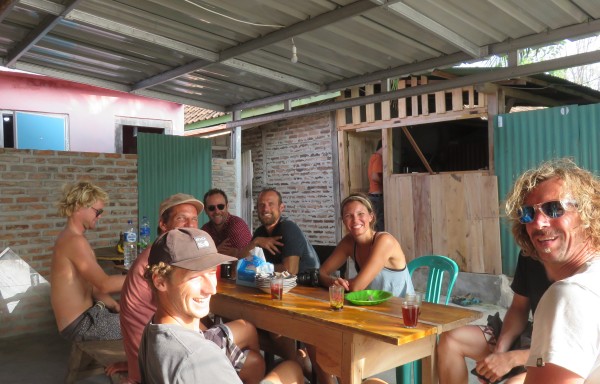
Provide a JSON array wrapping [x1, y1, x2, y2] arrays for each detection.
[[0, 148, 234, 339], [211, 158, 237, 214], [0, 148, 138, 338], [242, 112, 338, 246]]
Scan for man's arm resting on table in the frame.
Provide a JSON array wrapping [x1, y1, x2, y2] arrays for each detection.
[[278, 255, 300, 275]]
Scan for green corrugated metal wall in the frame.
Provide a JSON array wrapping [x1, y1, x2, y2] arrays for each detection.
[[137, 133, 212, 241], [495, 103, 600, 275]]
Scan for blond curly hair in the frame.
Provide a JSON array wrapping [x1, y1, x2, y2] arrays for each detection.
[[57, 181, 108, 217], [504, 157, 600, 259]]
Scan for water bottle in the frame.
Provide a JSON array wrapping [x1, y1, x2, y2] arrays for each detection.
[[139, 215, 151, 252], [123, 219, 138, 269]]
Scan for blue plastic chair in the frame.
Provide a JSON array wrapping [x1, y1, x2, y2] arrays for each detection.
[[396, 255, 459, 384]]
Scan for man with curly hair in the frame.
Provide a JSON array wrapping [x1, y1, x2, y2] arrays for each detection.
[[51, 181, 125, 341], [504, 158, 600, 383]]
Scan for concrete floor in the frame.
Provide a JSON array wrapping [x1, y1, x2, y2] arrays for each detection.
[[0, 270, 509, 384], [0, 331, 111, 384], [0, 302, 504, 384]]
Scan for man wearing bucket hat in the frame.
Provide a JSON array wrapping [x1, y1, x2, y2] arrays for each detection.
[[118, 194, 264, 383], [138, 227, 303, 384]]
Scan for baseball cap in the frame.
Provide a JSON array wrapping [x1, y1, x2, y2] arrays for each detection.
[[159, 193, 204, 216], [149, 227, 236, 271]]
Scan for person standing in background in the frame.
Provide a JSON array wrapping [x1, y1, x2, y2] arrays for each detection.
[[368, 140, 384, 231]]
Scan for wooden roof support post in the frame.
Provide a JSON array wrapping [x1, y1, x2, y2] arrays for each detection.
[[401, 126, 434, 174], [485, 84, 504, 174]]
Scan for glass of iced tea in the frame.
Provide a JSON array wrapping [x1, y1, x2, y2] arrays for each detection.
[[401, 293, 422, 328], [329, 285, 344, 311], [270, 276, 283, 300]]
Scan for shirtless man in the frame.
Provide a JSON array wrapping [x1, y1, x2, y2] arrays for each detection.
[[51, 181, 126, 341]]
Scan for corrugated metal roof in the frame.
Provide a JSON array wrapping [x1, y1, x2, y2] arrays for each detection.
[[2, 0, 600, 122]]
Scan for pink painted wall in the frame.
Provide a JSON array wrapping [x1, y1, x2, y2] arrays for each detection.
[[0, 70, 184, 153]]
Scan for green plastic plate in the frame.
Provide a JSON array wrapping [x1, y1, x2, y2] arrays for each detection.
[[345, 289, 393, 306]]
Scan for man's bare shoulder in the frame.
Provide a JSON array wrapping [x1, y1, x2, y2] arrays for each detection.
[[53, 227, 93, 262]]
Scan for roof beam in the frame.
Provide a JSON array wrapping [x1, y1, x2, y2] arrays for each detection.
[[5, 0, 83, 67], [0, 0, 19, 24], [522, 76, 600, 103], [19, 0, 319, 93], [230, 17, 600, 112], [386, 2, 485, 58], [224, 49, 600, 129], [133, 0, 389, 91], [219, 0, 388, 61], [12, 62, 225, 112]]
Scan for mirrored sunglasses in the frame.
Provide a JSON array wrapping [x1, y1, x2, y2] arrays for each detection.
[[207, 204, 226, 212], [90, 207, 104, 218], [517, 200, 576, 224]]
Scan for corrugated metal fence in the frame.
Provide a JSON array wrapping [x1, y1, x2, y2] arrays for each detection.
[[138, 133, 212, 241]]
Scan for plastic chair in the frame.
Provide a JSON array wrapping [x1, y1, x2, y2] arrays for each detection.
[[396, 255, 459, 384]]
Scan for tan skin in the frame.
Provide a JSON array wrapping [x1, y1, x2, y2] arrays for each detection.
[[50, 200, 125, 331], [314, 199, 406, 384], [205, 193, 248, 259], [108, 202, 265, 384], [523, 178, 595, 384], [152, 266, 303, 384], [437, 293, 531, 384], [241, 190, 298, 274], [319, 200, 408, 290]]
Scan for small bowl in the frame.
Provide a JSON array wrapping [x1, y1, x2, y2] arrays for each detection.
[[345, 290, 393, 306]]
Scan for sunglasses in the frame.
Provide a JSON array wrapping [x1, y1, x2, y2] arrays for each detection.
[[90, 207, 104, 218], [517, 200, 576, 224], [207, 204, 226, 212]]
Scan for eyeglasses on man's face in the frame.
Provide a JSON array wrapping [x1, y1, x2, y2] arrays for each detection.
[[517, 200, 576, 224], [207, 204, 226, 212], [90, 207, 104, 218]]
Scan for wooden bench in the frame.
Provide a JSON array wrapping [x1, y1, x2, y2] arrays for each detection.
[[65, 339, 126, 384]]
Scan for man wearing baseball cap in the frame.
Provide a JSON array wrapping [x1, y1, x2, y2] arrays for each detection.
[[117, 193, 264, 383], [139, 228, 303, 384]]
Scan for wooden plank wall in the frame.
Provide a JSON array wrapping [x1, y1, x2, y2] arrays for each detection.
[[337, 77, 486, 129], [385, 172, 502, 274]]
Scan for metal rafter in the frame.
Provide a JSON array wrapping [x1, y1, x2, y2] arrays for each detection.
[[229, 17, 600, 112], [5, 0, 83, 67], [132, 0, 392, 91], [386, 2, 486, 58], [224, 49, 600, 129]]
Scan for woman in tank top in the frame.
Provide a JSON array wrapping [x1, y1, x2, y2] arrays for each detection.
[[318, 192, 414, 297]]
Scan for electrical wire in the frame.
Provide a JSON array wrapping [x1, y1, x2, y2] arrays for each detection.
[[184, 0, 285, 28]]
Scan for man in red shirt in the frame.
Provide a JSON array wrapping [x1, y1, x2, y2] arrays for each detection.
[[201, 188, 252, 260], [368, 140, 384, 231]]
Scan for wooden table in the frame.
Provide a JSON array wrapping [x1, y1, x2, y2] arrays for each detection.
[[94, 246, 124, 262], [211, 280, 482, 384]]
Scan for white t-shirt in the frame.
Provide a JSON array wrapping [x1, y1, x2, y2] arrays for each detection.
[[527, 259, 600, 382]]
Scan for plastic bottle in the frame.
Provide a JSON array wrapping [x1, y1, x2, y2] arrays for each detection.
[[139, 215, 151, 252], [123, 219, 138, 269]]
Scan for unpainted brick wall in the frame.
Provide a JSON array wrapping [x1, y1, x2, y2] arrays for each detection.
[[0, 148, 138, 338], [0, 148, 234, 339], [242, 112, 338, 246]]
